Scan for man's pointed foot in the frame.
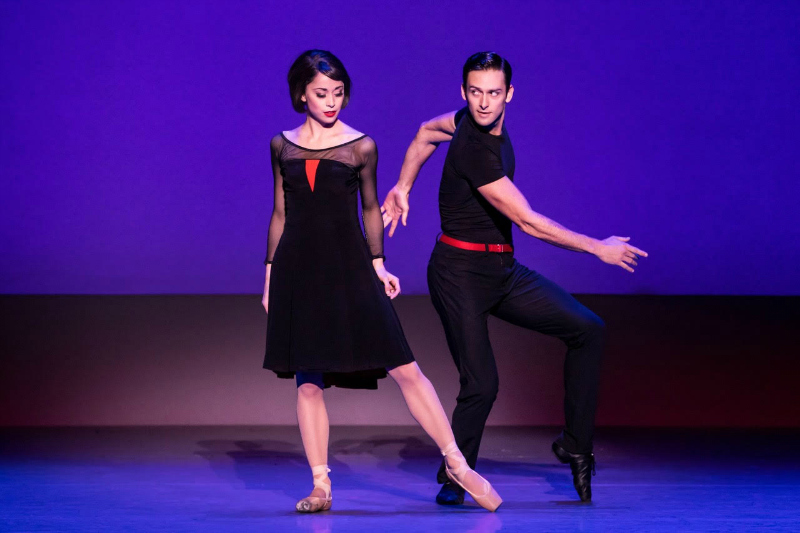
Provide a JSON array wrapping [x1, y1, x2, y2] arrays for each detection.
[[552, 441, 595, 502], [436, 480, 466, 505]]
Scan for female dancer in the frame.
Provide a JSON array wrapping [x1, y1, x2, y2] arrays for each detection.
[[262, 50, 502, 513]]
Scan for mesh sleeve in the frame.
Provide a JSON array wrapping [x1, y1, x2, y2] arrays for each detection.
[[356, 137, 385, 259], [264, 136, 286, 265]]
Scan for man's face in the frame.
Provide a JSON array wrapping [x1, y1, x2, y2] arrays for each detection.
[[461, 69, 514, 131]]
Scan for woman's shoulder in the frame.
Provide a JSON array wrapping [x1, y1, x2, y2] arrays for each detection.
[[270, 132, 287, 152], [350, 134, 376, 165], [345, 124, 374, 148], [338, 123, 371, 146], [353, 133, 375, 148]]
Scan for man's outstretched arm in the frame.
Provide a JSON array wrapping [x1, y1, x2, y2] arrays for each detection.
[[382, 111, 459, 236], [478, 177, 648, 272]]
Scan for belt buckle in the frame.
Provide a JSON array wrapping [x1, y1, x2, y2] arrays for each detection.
[[487, 244, 502, 252]]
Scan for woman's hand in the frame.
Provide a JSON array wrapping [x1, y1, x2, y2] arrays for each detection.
[[262, 265, 271, 313], [373, 259, 401, 299]]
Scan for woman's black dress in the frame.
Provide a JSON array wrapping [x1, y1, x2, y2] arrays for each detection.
[[263, 133, 415, 389]]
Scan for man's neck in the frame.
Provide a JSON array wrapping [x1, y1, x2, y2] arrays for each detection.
[[488, 109, 506, 135]]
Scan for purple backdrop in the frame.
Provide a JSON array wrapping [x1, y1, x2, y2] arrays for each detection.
[[2, 1, 798, 295]]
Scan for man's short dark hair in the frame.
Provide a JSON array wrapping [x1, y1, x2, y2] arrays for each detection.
[[287, 50, 351, 113], [462, 52, 512, 91]]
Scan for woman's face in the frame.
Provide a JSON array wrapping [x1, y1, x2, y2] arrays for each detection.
[[301, 72, 345, 125]]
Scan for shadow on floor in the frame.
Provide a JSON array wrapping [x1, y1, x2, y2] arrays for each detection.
[[194, 433, 579, 505]]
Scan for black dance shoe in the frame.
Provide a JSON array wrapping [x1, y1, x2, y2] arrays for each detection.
[[436, 480, 466, 505], [552, 442, 596, 502]]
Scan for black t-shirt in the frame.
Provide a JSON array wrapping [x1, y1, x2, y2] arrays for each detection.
[[439, 107, 515, 245]]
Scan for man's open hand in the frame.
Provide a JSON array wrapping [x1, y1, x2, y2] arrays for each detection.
[[381, 185, 410, 237], [596, 236, 648, 273]]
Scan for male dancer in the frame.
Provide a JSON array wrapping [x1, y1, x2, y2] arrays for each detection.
[[381, 52, 647, 503]]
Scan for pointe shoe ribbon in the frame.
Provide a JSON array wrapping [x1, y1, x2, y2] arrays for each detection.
[[296, 465, 332, 512], [440, 443, 502, 512]]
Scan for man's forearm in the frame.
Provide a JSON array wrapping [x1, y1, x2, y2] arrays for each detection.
[[518, 211, 600, 254], [396, 135, 438, 192], [478, 178, 601, 254], [396, 111, 457, 191]]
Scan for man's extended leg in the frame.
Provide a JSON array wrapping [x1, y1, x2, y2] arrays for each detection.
[[492, 260, 605, 500]]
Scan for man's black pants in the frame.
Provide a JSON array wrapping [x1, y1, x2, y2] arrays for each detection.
[[428, 240, 605, 483]]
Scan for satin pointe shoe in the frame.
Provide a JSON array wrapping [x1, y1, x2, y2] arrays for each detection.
[[441, 443, 502, 512], [552, 442, 595, 502], [296, 465, 332, 512]]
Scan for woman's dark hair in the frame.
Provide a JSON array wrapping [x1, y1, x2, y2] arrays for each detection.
[[462, 52, 512, 90], [287, 50, 351, 113]]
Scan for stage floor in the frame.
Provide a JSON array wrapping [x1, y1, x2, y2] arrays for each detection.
[[1, 426, 798, 532]]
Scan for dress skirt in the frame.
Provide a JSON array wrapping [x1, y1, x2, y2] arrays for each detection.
[[264, 156, 415, 389]]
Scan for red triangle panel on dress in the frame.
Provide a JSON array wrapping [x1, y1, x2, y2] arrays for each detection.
[[305, 159, 320, 192]]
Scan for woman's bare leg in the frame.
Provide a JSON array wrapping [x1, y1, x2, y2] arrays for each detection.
[[387, 362, 454, 450], [296, 381, 331, 510], [388, 362, 502, 511]]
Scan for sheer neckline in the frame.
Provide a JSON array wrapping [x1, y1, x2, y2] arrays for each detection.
[[280, 132, 367, 152]]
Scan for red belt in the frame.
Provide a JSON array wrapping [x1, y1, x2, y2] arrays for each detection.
[[439, 234, 513, 253]]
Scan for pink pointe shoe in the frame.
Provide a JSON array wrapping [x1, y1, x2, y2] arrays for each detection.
[[441, 443, 502, 512], [295, 465, 332, 513]]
